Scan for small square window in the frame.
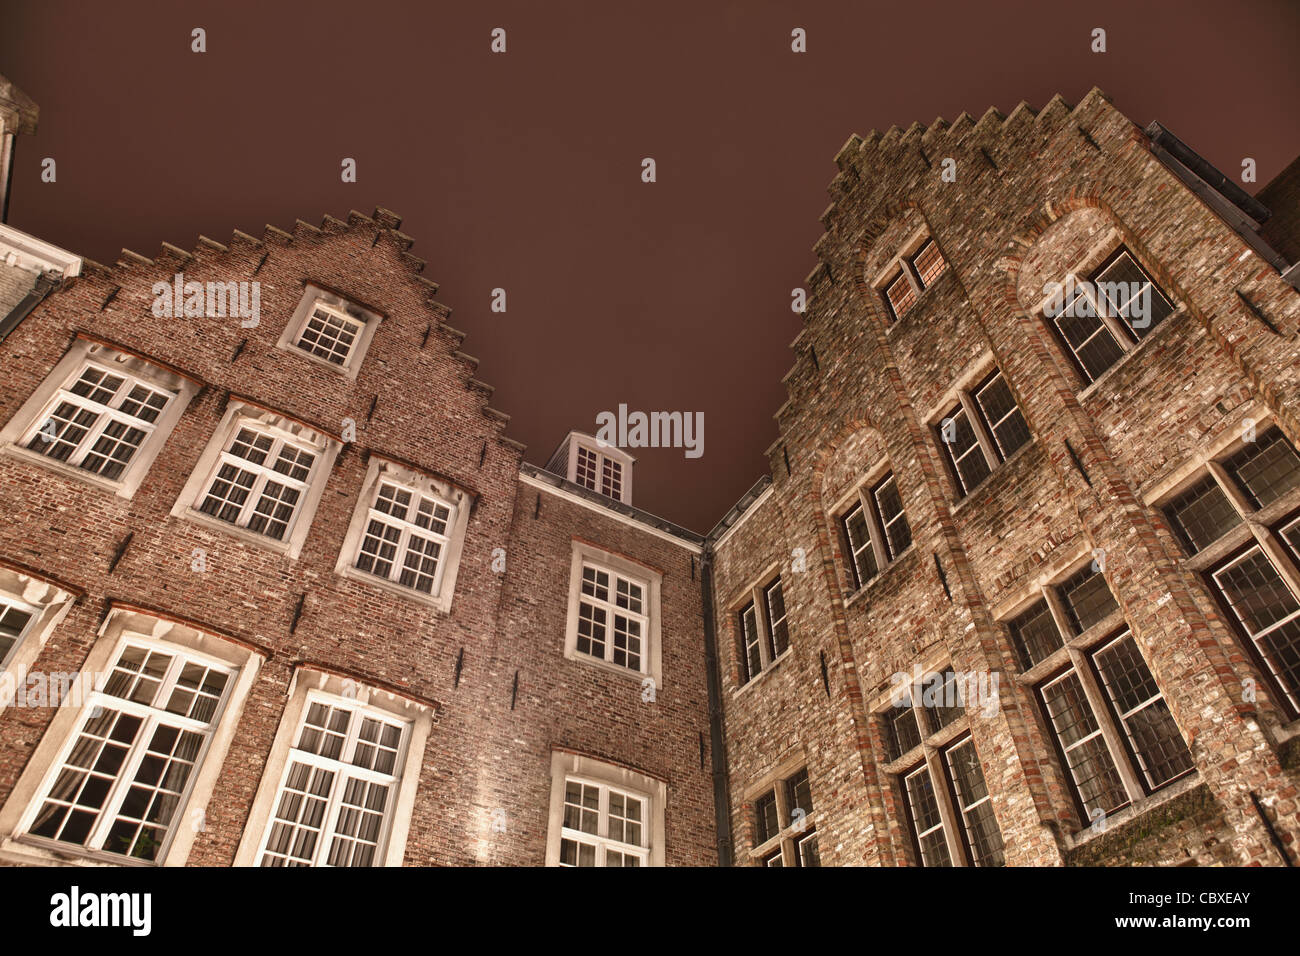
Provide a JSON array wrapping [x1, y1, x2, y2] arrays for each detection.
[[1056, 565, 1118, 635], [885, 272, 917, 320], [911, 239, 946, 287], [1164, 475, 1242, 554], [1224, 428, 1300, 510], [295, 306, 364, 366]]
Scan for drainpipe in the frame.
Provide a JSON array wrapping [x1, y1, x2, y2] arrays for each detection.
[[700, 545, 734, 865]]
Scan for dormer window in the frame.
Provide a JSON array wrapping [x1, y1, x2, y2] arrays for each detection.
[[545, 432, 635, 505]]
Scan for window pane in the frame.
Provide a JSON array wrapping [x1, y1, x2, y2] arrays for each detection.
[[1164, 475, 1242, 553], [1057, 565, 1119, 634], [1211, 547, 1300, 710], [574, 446, 599, 491], [940, 408, 990, 495], [973, 372, 1030, 460], [755, 790, 779, 844], [1040, 671, 1128, 818], [911, 240, 946, 286], [1008, 600, 1064, 670], [885, 701, 923, 761], [924, 668, 965, 733], [903, 766, 950, 867], [885, 272, 916, 319], [873, 474, 912, 559], [786, 768, 813, 817], [765, 579, 789, 657], [945, 738, 1005, 867], [796, 831, 821, 867], [1093, 634, 1194, 790], [739, 603, 762, 682], [1052, 305, 1126, 383], [1093, 252, 1174, 339], [841, 503, 878, 588], [1225, 429, 1300, 509], [297, 308, 361, 365]]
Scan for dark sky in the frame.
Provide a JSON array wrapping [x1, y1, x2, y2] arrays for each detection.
[[3, 0, 1298, 533]]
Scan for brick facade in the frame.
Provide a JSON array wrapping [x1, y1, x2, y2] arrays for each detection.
[[0, 87, 1297, 868]]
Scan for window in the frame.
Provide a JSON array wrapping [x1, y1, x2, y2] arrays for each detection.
[[545, 752, 666, 866], [172, 400, 340, 559], [0, 594, 36, 672], [353, 483, 453, 594], [1155, 426, 1300, 716], [197, 425, 317, 541], [295, 305, 364, 366], [936, 367, 1031, 497], [21, 640, 235, 862], [0, 338, 196, 498], [276, 284, 382, 378], [882, 673, 1005, 867], [574, 443, 626, 501], [564, 542, 663, 685], [1045, 248, 1175, 386], [749, 767, 819, 866], [256, 696, 409, 867], [233, 669, 430, 868], [736, 575, 792, 684], [1004, 563, 1194, 822], [837, 470, 913, 591], [577, 564, 646, 671], [879, 237, 947, 322]]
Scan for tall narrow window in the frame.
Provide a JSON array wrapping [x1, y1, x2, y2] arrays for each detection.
[[737, 574, 792, 684], [838, 470, 912, 590], [903, 764, 951, 867], [576, 563, 646, 672], [24, 641, 234, 862], [937, 367, 1030, 498], [257, 698, 408, 867], [944, 737, 1005, 867]]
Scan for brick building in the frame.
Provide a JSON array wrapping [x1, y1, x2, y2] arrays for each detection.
[[0, 83, 1298, 867]]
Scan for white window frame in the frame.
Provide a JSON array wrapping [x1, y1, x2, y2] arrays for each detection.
[[544, 751, 665, 867], [0, 606, 263, 867], [0, 337, 198, 498], [234, 668, 432, 867], [563, 540, 662, 687], [556, 432, 634, 504], [0, 563, 78, 711], [334, 455, 473, 613], [170, 399, 340, 559], [275, 284, 382, 379]]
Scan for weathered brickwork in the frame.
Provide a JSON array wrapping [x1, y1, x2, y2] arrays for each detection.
[[0, 209, 715, 866], [711, 88, 1300, 867]]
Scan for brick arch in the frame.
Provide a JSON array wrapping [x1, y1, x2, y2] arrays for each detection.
[[849, 199, 925, 302]]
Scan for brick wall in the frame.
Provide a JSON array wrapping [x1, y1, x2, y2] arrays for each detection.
[[712, 88, 1300, 867]]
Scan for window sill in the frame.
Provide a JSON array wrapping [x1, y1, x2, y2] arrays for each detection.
[[1075, 305, 1188, 403], [0, 834, 157, 868], [567, 649, 654, 687], [949, 438, 1038, 516], [335, 564, 453, 614], [276, 340, 361, 379], [843, 544, 917, 610], [747, 813, 820, 861], [174, 507, 295, 558], [1062, 771, 1203, 852], [732, 646, 794, 698], [0, 443, 135, 499]]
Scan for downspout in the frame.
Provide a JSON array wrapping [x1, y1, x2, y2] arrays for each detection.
[[700, 544, 734, 865]]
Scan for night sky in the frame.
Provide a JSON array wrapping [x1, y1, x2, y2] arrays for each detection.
[[3, 0, 1298, 532]]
